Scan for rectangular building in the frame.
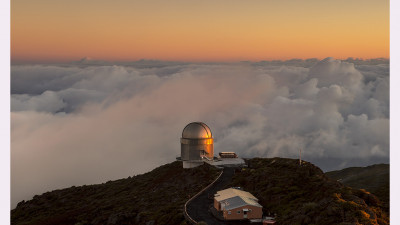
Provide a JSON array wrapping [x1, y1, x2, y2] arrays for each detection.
[[219, 152, 238, 158], [214, 188, 263, 220]]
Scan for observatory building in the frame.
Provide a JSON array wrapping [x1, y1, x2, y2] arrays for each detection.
[[181, 122, 214, 168]]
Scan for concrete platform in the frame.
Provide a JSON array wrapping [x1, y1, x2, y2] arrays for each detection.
[[206, 158, 246, 167]]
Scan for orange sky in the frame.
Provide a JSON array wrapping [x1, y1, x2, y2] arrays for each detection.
[[11, 0, 389, 62]]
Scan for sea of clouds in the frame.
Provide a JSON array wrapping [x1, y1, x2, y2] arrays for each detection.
[[11, 57, 389, 208]]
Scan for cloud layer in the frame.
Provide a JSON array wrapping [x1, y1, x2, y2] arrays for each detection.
[[11, 58, 389, 207]]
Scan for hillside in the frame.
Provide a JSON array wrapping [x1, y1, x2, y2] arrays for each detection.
[[11, 161, 220, 225], [325, 164, 389, 208], [231, 158, 389, 225], [12, 158, 390, 225]]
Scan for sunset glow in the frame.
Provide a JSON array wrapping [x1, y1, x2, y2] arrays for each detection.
[[11, 0, 389, 62]]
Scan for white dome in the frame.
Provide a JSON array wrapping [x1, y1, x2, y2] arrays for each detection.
[[182, 122, 212, 139]]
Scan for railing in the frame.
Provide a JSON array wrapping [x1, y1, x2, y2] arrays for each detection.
[[201, 155, 214, 161], [183, 169, 224, 225]]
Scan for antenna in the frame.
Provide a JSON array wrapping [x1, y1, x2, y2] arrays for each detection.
[[299, 149, 302, 165]]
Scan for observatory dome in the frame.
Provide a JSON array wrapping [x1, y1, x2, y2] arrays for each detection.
[[182, 122, 212, 139], [180, 122, 214, 168]]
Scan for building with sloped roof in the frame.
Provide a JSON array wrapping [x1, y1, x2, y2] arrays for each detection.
[[214, 188, 263, 220]]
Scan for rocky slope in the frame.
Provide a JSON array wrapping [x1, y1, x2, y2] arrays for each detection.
[[326, 163, 389, 209], [11, 161, 220, 225], [231, 158, 389, 225], [12, 158, 389, 225]]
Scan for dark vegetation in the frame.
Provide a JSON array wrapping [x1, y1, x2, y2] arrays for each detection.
[[11, 161, 220, 225], [231, 158, 389, 225], [12, 158, 390, 225], [326, 164, 389, 211]]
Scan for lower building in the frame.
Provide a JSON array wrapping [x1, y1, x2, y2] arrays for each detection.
[[219, 152, 238, 158], [214, 188, 263, 220]]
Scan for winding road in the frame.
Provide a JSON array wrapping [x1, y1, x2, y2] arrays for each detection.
[[186, 167, 234, 225], [186, 167, 258, 225]]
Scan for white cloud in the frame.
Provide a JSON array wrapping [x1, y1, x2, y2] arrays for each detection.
[[10, 58, 389, 208], [11, 91, 66, 113]]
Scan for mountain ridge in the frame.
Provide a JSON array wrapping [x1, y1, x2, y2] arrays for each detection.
[[325, 163, 389, 210], [12, 158, 389, 225]]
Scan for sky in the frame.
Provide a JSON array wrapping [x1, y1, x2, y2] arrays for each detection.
[[11, 0, 389, 62], [6, 0, 396, 217]]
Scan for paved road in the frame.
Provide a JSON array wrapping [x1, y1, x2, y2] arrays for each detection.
[[186, 167, 234, 225], [186, 167, 258, 225]]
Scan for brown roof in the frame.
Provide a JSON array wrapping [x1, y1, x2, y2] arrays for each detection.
[[214, 188, 258, 202]]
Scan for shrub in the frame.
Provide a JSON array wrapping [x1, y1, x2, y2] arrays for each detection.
[[303, 202, 318, 213]]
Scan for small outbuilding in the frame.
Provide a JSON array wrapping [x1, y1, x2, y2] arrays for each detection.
[[219, 152, 238, 158], [214, 188, 263, 220]]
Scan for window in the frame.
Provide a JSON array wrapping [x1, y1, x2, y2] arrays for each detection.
[[228, 211, 231, 215], [237, 210, 241, 214]]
